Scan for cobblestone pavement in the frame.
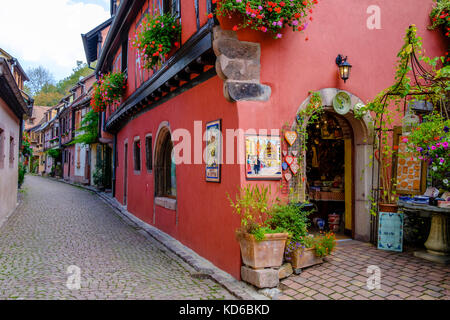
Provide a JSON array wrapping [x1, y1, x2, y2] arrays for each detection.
[[0, 175, 235, 300], [279, 240, 450, 300]]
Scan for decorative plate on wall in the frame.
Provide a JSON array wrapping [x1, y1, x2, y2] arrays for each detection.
[[333, 91, 351, 115]]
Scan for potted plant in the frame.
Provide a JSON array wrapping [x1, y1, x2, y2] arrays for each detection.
[[287, 233, 337, 270], [227, 184, 288, 269], [267, 202, 336, 269], [214, 0, 318, 39], [406, 112, 450, 191], [131, 11, 181, 70], [91, 71, 127, 113]]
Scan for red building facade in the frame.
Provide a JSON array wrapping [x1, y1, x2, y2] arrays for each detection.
[[96, 0, 447, 279]]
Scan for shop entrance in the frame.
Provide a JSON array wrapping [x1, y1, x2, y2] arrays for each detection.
[[290, 89, 374, 242], [305, 111, 354, 239]]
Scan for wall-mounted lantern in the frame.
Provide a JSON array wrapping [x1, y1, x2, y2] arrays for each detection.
[[335, 54, 352, 83]]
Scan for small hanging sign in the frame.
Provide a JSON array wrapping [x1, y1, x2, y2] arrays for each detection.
[[284, 131, 298, 146], [285, 155, 295, 166], [290, 162, 300, 175]]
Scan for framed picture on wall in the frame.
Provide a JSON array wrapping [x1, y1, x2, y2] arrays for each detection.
[[245, 134, 282, 180], [205, 119, 222, 182]]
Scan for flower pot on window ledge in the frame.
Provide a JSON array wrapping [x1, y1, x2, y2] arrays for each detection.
[[236, 231, 289, 269]]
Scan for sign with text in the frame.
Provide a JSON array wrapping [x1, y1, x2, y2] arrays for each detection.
[[377, 212, 404, 252]]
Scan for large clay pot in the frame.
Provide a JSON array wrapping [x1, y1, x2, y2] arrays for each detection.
[[289, 247, 323, 270], [379, 203, 398, 213], [237, 232, 289, 269]]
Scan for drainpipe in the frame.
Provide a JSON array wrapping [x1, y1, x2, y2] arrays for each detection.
[[112, 133, 117, 198]]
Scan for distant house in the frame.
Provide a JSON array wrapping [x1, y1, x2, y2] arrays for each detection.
[[24, 105, 51, 173], [0, 48, 33, 224]]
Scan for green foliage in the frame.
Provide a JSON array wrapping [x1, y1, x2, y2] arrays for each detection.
[[228, 184, 287, 240], [93, 159, 105, 188], [214, 0, 318, 39], [21, 132, 33, 157], [252, 226, 286, 241], [69, 110, 99, 145], [131, 12, 181, 69], [429, 0, 450, 39], [28, 62, 93, 106], [354, 25, 449, 205], [406, 113, 450, 188], [267, 203, 311, 247], [91, 72, 126, 112], [313, 232, 337, 258], [46, 148, 61, 159], [18, 162, 26, 188]]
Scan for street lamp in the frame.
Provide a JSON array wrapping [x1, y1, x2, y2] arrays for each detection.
[[336, 54, 352, 83]]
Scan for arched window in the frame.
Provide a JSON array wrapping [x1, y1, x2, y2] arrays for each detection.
[[155, 127, 176, 198]]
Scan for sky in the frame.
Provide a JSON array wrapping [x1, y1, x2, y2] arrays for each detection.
[[0, 0, 110, 82]]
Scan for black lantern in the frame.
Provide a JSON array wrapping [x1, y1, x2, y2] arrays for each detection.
[[335, 54, 352, 83]]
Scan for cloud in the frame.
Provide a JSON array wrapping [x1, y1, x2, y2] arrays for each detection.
[[0, 0, 110, 80]]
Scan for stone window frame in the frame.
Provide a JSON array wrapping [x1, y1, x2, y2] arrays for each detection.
[[145, 133, 153, 174], [154, 122, 177, 211], [133, 136, 141, 175]]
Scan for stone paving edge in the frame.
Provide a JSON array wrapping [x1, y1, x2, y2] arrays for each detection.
[[49, 176, 268, 300]]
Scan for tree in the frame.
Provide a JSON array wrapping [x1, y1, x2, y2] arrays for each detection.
[[26, 66, 55, 96], [26, 62, 94, 106], [56, 61, 93, 95]]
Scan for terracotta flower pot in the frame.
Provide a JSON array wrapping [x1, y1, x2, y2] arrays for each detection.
[[288, 247, 323, 270], [237, 231, 289, 269], [379, 203, 398, 213]]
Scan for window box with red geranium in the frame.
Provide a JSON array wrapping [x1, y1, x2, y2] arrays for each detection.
[[91, 71, 127, 113], [131, 12, 181, 70], [213, 0, 318, 39]]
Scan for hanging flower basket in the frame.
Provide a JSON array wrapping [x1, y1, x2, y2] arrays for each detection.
[[131, 12, 181, 70], [91, 71, 127, 113], [213, 0, 318, 39]]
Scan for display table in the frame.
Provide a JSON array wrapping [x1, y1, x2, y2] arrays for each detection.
[[398, 201, 450, 264]]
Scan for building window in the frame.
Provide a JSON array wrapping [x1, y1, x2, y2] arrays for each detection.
[[145, 135, 153, 172], [162, 0, 180, 18], [9, 136, 14, 165], [0, 128, 4, 168], [133, 138, 141, 172], [155, 128, 176, 197], [122, 38, 128, 73]]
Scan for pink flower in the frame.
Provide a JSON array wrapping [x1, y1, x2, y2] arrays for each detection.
[[401, 137, 408, 143]]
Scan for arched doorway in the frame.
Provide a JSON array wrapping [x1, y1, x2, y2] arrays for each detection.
[[290, 88, 374, 242]]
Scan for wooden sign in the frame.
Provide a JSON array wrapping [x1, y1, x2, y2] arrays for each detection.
[[377, 212, 404, 252]]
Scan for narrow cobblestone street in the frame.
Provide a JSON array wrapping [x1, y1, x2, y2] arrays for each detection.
[[0, 175, 235, 300]]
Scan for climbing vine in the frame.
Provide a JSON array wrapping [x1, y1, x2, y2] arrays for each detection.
[[354, 24, 449, 206], [295, 91, 323, 166]]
